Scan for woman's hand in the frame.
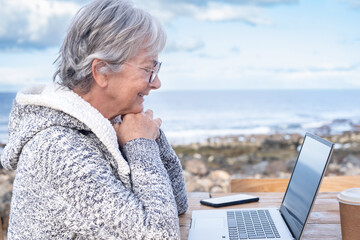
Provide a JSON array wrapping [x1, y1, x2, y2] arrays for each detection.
[[113, 110, 162, 147]]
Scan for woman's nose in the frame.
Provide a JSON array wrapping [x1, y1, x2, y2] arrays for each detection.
[[150, 75, 161, 89]]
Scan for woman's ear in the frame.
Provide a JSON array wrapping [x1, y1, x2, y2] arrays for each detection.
[[92, 59, 109, 88]]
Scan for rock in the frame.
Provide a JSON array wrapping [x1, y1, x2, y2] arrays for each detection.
[[210, 186, 225, 193], [182, 170, 193, 182], [208, 170, 231, 192], [185, 180, 197, 192], [286, 158, 297, 172], [185, 159, 208, 176], [185, 177, 213, 192], [342, 154, 360, 167], [195, 178, 214, 192], [344, 167, 360, 176], [338, 162, 356, 174], [253, 174, 263, 179], [0, 147, 4, 170], [226, 155, 250, 166], [278, 172, 291, 178], [265, 160, 287, 176], [207, 155, 215, 162], [238, 161, 269, 177], [231, 173, 247, 179], [252, 161, 268, 175], [184, 175, 199, 192], [209, 170, 231, 181], [185, 175, 214, 192], [0, 170, 14, 218], [328, 163, 341, 173]]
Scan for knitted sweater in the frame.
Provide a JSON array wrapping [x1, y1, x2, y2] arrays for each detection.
[[1, 84, 188, 240]]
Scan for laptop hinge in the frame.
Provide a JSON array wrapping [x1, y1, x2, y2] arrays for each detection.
[[279, 208, 296, 239]]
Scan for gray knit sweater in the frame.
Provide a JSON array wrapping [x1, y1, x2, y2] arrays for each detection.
[[0, 84, 188, 240]]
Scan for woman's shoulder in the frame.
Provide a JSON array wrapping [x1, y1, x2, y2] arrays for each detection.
[[24, 125, 114, 174], [32, 125, 101, 155]]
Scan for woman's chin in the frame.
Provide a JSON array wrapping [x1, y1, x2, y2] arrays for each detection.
[[128, 105, 144, 114]]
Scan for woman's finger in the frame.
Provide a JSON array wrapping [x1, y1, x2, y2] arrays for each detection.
[[112, 123, 121, 131], [145, 109, 153, 119], [154, 118, 162, 128]]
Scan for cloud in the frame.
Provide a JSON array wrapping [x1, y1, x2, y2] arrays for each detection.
[[57, 0, 89, 3], [154, 0, 297, 7], [272, 63, 360, 74], [192, 3, 272, 25], [0, 65, 52, 88], [342, 0, 360, 8], [256, 63, 360, 89], [0, 0, 297, 50], [134, 0, 296, 25], [230, 47, 241, 54], [0, 47, 58, 91], [160, 50, 360, 90], [165, 39, 205, 53], [0, 0, 80, 50]]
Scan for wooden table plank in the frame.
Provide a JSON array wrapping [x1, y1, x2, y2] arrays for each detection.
[[307, 211, 340, 224], [0, 217, 4, 240], [302, 224, 341, 239]]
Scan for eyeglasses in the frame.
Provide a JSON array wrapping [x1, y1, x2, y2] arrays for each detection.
[[125, 61, 162, 83]]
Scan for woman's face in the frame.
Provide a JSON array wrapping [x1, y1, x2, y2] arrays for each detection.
[[105, 50, 161, 117]]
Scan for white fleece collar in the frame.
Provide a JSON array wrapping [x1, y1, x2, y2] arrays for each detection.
[[16, 83, 131, 177]]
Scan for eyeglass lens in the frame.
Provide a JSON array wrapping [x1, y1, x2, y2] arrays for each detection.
[[150, 62, 161, 83]]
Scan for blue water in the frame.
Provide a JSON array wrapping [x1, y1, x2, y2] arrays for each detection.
[[1, 90, 360, 144], [0, 92, 16, 143], [144, 90, 360, 144]]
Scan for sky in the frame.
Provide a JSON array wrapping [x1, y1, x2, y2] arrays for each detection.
[[0, 0, 359, 91]]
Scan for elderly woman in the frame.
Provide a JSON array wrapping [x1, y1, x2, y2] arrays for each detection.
[[0, 0, 188, 239]]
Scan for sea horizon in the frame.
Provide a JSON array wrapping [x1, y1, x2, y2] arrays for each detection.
[[1, 89, 360, 145]]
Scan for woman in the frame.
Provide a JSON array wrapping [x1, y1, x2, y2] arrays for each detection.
[[0, 0, 188, 239]]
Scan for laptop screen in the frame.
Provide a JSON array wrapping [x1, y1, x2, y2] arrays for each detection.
[[279, 133, 333, 240]]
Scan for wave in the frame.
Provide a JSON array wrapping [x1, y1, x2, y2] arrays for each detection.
[[163, 118, 359, 145]]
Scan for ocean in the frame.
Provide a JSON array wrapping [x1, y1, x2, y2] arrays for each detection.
[[1, 90, 360, 144]]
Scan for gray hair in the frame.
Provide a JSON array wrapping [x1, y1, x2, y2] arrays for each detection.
[[53, 0, 166, 93]]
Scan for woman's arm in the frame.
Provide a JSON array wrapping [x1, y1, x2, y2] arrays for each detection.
[[156, 129, 188, 215], [42, 128, 180, 239], [113, 111, 187, 215]]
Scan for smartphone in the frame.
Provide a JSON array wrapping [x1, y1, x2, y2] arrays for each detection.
[[200, 194, 259, 208]]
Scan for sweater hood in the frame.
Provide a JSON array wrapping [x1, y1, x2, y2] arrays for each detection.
[[1, 84, 130, 178]]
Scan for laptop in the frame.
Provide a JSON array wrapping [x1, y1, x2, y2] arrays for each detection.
[[188, 132, 334, 240]]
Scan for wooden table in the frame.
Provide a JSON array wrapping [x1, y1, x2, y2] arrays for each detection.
[[180, 192, 342, 240]]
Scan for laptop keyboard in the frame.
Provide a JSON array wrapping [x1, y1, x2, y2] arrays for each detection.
[[227, 210, 281, 239]]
